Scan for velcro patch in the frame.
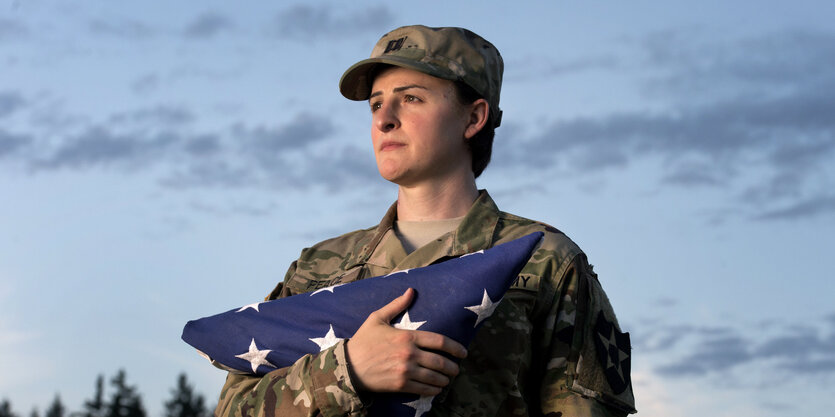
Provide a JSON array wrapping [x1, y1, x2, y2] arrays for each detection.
[[592, 313, 631, 394]]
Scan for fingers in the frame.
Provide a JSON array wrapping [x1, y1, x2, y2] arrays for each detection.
[[385, 350, 456, 395], [396, 349, 460, 395], [398, 373, 446, 396], [374, 289, 467, 358], [412, 349, 460, 380], [347, 288, 469, 396], [372, 288, 415, 323], [411, 330, 468, 359]]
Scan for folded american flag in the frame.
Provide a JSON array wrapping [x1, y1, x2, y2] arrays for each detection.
[[182, 232, 543, 416]]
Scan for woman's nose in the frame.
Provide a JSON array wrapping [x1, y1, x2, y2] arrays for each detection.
[[374, 102, 400, 132]]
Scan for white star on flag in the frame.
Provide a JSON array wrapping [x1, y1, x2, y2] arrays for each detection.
[[234, 339, 276, 373], [403, 395, 435, 417], [311, 283, 346, 296], [464, 289, 501, 327], [393, 311, 426, 330], [309, 324, 343, 351], [236, 302, 263, 313]]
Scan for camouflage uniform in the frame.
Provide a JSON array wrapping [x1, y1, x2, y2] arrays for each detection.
[[215, 191, 636, 417]]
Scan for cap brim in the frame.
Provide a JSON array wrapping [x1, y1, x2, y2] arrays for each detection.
[[339, 56, 459, 101]]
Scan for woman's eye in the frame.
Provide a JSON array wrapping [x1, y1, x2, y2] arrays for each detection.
[[405, 95, 420, 103], [370, 102, 381, 112]]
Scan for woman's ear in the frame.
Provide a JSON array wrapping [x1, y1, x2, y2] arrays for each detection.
[[463, 98, 489, 140]]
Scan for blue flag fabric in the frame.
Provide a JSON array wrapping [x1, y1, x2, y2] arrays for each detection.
[[182, 231, 543, 416]]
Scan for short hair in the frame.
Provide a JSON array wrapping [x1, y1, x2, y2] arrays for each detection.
[[454, 81, 494, 178]]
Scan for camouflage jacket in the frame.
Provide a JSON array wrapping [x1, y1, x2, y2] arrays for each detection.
[[215, 191, 636, 417]]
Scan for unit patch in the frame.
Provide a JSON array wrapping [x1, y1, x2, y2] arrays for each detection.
[[592, 313, 631, 394]]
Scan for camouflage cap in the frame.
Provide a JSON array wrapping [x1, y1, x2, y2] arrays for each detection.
[[339, 25, 503, 127]]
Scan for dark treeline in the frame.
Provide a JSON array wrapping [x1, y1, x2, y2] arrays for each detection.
[[0, 370, 211, 417]]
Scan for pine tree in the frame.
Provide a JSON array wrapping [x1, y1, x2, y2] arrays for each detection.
[[106, 370, 145, 417], [163, 374, 208, 417], [0, 399, 17, 417], [29, 407, 39, 417], [83, 375, 106, 417], [45, 396, 64, 417]]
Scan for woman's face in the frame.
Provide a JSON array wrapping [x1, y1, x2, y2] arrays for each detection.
[[369, 66, 475, 187]]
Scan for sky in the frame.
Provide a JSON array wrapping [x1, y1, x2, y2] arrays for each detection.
[[1, 0, 834, 416]]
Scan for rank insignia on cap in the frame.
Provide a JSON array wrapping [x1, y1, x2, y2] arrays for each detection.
[[593, 313, 631, 394]]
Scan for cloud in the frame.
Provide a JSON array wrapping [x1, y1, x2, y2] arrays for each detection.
[[508, 55, 621, 82], [183, 12, 234, 39], [161, 112, 337, 189], [1, 103, 382, 192], [656, 332, 753, 376], [300, 145, 381, 191], [0, 18, 27, 41], [0, 129, 31, 158], [653, 297, 678, 308], [175, 113, 377, 190], [756, 327, 832, 358], [31, 126, 178, 171], [648, 318, 835, 379], [0, 91, 25, 118], [188, 200, 277, 218], [161, 160, 255, 190], [89, 18, 153, 39], [634, 324, 694, 353], [7, 26, 833, 214], [527, 81, 834, 164], [235, 112, 333, 158], [528, 89, 834, 171], [754, 195, 835, 221], [511, 29, 835, 221], [158, 113, 379, 191], [182, 134, 221, 157], [641, 30, 835, 101], [546, 56, 619, 76], [661, 162, 725, 187], [270, 4, 394, 39], [131, 73, 161, 94], [108, 105, 194, 126]]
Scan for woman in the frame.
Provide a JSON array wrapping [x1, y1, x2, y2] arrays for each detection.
[[215, 25, 635, 417]]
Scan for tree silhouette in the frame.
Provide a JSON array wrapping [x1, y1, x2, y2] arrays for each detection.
[[82, 375, 105, 417], [44, 396, 64, 417], [163, 374, 208, 417], [0, 399, 17, 417], [105, 370, 145, 417], [2, 370, 213, 417]]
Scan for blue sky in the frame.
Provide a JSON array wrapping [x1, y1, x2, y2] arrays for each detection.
[[1, 1, 834, 416]]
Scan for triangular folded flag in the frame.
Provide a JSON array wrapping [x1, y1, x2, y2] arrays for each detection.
[[182, 231, 543, 416]]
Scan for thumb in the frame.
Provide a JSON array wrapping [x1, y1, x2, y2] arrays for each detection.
[[373, 288, 415, 324]]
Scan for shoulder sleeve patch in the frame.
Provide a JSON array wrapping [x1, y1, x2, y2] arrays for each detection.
[[592, 313, 632, 394], [569, 259, 637, 414]]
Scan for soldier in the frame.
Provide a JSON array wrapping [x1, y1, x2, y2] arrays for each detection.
[[215, 25, 636, 417]]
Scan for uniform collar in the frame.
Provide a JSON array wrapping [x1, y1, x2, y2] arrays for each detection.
[[363, 190, 500, 271]]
